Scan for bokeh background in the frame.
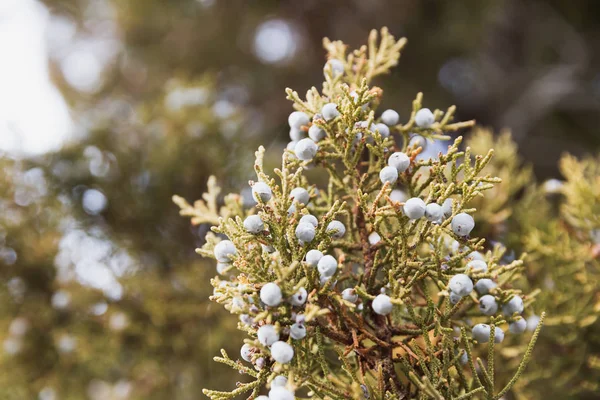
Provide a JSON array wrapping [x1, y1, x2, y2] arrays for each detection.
[[0, 0, 599, 399]]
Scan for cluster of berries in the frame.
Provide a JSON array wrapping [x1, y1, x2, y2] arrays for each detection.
[[202, 54, 537, 399]]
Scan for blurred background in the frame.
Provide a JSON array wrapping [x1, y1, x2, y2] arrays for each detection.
[[0, 0, 599, 399]]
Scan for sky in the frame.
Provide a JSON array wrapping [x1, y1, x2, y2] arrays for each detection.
[[0, 0, 72, 156]]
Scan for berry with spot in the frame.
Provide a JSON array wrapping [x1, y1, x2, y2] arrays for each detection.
[[449, 274, 473, 297], [326, 220, 346, 238], [305, 249, 323, 266], [425, 203, 443, 223], [342, 288, 358, 303], [257, 324, 279, 346], [479, 295, 498, 316], [388, 152, 410, 172], [243, 215, 264, 234], [451, 213, 475, 237], [289, 287, 307, 306], [252, 182, 272, 203], [322, 103, 340, 121], [241, 343, 254, 362], [290, 323, 306, 340]]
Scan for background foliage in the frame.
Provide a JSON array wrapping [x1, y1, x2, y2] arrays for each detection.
[[0, 0, 599, 399]]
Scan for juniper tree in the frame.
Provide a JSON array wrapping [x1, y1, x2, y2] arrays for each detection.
[[175, 28, 545, 400]]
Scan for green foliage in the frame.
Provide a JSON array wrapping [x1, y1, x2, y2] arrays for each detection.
[[177, 29, 545, 400], [464, 130, 600, 399]]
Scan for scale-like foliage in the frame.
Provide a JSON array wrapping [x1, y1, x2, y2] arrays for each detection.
[[176, 29, 545, 399]]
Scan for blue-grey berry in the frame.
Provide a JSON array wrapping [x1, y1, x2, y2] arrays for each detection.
[[467, 260, 487, 272], [415, 108, 435, 128], [286, 141, 298, 152], [425, 203, 443, 223], [460, 350, 468, 365], [372, 294, 393, 315], [388, 152, 410, 172], [381, 109, 399, 126], [342, 288, 358, 303], [308, 124, 326, 142], [289, 287, 307, 306], [214, 240, 237, 262], [472, 324, 491, 343], [287, 203, 296, 217], [479, 295, 498, 316], [451, 213, 475, 237], [252, 182, 272, 203], [257, 324, 279, 346], [289, 127, 305, 141], [270, 341, 294, 364], [290, 187, 310, 205], [502, 295, 524, 316], [390, 189, 407, 203], [317, 255, 338, 277], [404, 197, 426, 219], [368, 231, 381, 245], [319, 274, 334, 288], [241, 343, 253, 362], [295, 314, 305, 324], [494, 327, 505, 343], [326, 220, 346, 238], [449, 274, 473, 297], [527, 315, 540, 331], [299, 214, 318, 228], [288, 111, 310, 129], [260, 283, 282, 307], [290, 323, 306, 340], [272, 375, 288, 388], [442, 198, 453, 217], [474, 279, 496, 295], [261, 244, 275, 253], [240, 314, 253, 326], [449, 291, 462, 304], [256, 396, 269, 400], [294, 138, 318, 161], [216, 262, 230, 275], [269, 387, 295, 400], [408, 134, 427, 151], [295, 222, 316, 243], [325, 59, 344, 76], [509, 318, 527, 334], [255, 357, 266, 370], [468, 251, 485, 261], [379, 166, 399, 184], [243, 215, 264, 234], [305, 249, 323, 266], [322, 103, 340, 121], [374, 123, 390, 138]]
